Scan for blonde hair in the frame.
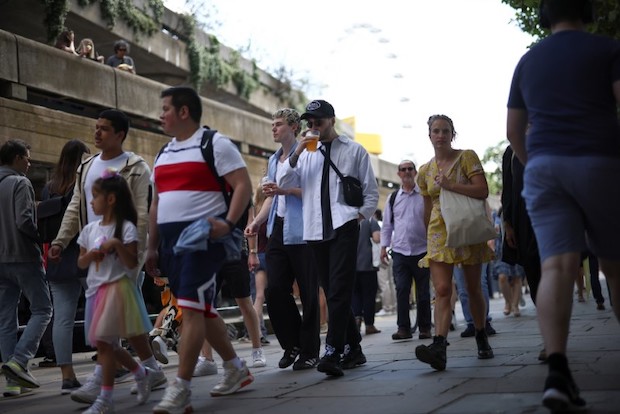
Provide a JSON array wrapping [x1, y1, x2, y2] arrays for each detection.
[[77, 38, 96, 60], [272, 108, 301, 136], [254, 181, 267, 211]]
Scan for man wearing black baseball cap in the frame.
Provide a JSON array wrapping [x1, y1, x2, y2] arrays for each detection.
[[279, 99, 379, 377], [300, 100, 335, 120]]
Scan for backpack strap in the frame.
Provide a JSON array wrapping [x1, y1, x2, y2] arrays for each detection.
[[199, 127, 229, 206], [389, 190, 398, 225]]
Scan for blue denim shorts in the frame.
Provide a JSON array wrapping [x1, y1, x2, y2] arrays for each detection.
[[159, 221, 225, 316], [522, 155, 620, 262]]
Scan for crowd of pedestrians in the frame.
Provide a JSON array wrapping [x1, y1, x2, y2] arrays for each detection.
[[1, 1, 619, 413]]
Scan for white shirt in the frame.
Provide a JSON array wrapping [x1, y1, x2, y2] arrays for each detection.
[[77, 219, 138, 298], [279, 135, 379, 241], [275, 159, 287, 217], [84, 153, 130, 223]]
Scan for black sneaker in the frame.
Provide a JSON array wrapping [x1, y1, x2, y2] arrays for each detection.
[[415, 336, 447, 371], [475, 330, 494, 359], [38, 357, 57, 368], [61, 377, 81, 395], [542, 370, 586, 412], [317, 352, 343, 377], [292, 355, 319, 371], [341, 346, 366, 369], [260, 336, 271, 346], [278, 346, 300, 369], [485, 321, 497, 336], [460, 324, 475, 338]]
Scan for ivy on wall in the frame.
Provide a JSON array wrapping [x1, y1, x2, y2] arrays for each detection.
[[40, 0, 302, 106], [43, 0, 164, 42], [178, 14, 259, 99]]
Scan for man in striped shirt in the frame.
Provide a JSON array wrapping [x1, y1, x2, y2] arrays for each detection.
[[147, 86, 253, 413]]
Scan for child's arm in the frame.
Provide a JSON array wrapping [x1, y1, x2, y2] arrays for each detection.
[[101, 238, 138, 269], [77, 246, 104, 269]]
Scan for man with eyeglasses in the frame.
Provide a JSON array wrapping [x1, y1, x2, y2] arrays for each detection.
[[279, 100, 379, 377], [106, 40, 135, 74], [380, 161, 432, 341]]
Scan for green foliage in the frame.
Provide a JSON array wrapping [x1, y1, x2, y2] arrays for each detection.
[[482, 139, 508, 195], [117, 0, 162, 37], [41, 0, 70, 43], [501, 0, 620, 41], [229, 51, 260, 100], [99, 0, 118, 28], [43, 0, 164, 40]]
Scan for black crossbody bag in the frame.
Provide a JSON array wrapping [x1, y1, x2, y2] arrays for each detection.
[[319, 148, 364, 207]]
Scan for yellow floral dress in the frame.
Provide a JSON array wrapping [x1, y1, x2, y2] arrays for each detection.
[[417, 149, 494, 267]]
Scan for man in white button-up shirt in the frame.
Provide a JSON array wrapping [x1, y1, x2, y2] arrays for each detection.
[[279, 100, 379, 377]]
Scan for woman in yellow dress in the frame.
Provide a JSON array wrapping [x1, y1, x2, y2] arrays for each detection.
[[414, 114, 495, 371]]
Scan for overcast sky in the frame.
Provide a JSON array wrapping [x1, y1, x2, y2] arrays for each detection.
[[164, 0, 534, 166]]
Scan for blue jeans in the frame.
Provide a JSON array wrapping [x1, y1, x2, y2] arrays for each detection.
[[49, 279, 85, 366], [0, 262, 52, 368], [454, 263, 491, 326]]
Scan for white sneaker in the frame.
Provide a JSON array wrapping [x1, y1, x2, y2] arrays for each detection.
[[130, 366, 167, 395], [192, 357, 218, 377], [152, 336, 169, 365], [252, 348, 266, 368], [3, 378, 33, 397], [375, 308, 390, 317], [152, 381, 191, 414], [134, 367, 153, 405], [82, 396, 114, 414], [71, 375, 101, 404], [210, 360, 254, 397]]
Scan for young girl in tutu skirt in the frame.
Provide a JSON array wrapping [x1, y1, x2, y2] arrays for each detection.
[[77, 168, 154, 413]]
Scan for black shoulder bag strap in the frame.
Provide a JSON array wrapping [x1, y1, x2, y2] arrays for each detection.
[[319, 146, 346, 181]]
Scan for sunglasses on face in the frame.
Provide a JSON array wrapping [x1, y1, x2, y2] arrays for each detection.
[[399, 167, 415, 172], [118, 48, 127, 52], [306, 119, 324, 129]]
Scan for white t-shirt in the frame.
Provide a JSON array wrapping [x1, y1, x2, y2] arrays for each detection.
[[84, 153, 130, 223], [77, 219, 138, 298], [275, 159, 287, 218]]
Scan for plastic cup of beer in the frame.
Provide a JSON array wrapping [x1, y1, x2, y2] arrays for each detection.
[[260, 175, 274, 190], [306, 129, 320, 152]]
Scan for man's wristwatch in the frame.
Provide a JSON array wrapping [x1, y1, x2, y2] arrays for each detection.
[[249, 249, 258, 255], [224, 219, 236, 231]]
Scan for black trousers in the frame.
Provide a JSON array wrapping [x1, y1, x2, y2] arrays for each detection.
[[391, 252, 432, 331], [309, 219, 361, 354], [265, 218, 320, 358], [352, 270, 379, 326]]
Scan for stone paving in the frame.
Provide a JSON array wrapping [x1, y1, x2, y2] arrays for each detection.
[[2, 288, 619, 414]]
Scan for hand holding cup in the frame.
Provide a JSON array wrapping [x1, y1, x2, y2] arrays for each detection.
[[305, 129, 320, 152], [261, 175, 276, 197]]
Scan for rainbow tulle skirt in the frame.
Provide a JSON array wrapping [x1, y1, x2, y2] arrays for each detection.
[[84, 276, 153, 346]]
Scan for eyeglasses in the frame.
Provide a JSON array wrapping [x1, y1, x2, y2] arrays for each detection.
[[306, 119, 324, 129], [399, 167, 415, 172], [118, 48, 127, 52]]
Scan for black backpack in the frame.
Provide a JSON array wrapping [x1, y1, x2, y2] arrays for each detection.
[[37, 186, 74, 243], [156, 127, 250, 230]]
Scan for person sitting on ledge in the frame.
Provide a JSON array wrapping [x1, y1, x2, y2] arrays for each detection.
[[106, 40, 135, 74]]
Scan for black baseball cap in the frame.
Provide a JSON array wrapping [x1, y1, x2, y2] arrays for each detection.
[[300, 100, 335, 120]]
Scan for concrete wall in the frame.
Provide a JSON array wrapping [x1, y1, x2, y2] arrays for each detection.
[[0, 29, 397, 209]]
